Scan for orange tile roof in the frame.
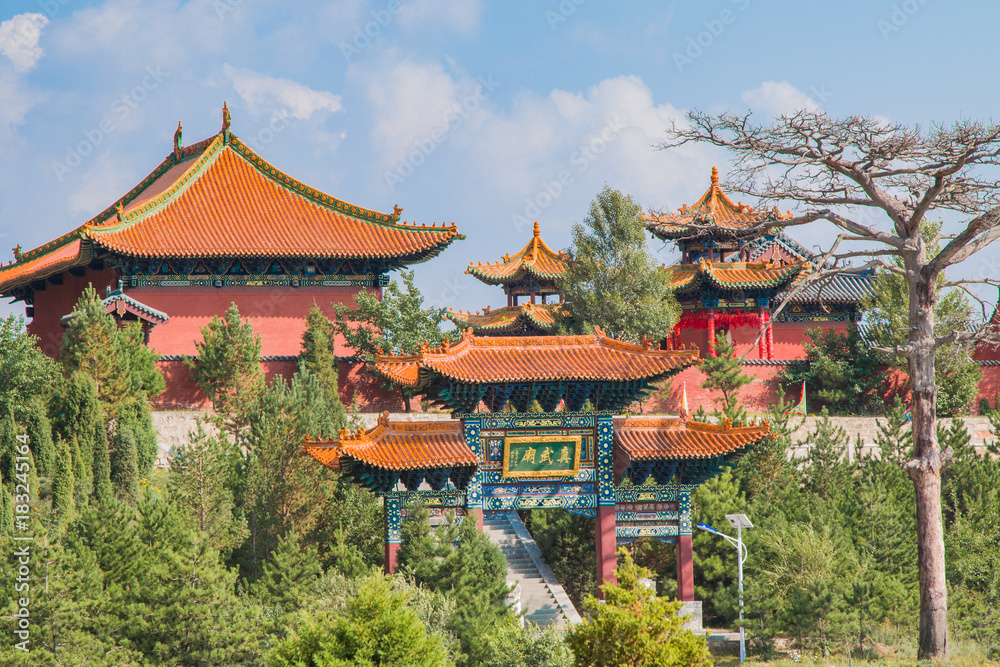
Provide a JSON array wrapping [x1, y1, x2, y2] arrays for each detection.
[[303, 413, 476, 471], [613, 416, 770, 460], [0, 239, 91, 293], [445, 303, 565, 334], [666, 258, 807, 293], [1, 128, 460, 294], [372, 327, 700, 388], [466, 221, 569, 285], [644, 167, 791, 239]]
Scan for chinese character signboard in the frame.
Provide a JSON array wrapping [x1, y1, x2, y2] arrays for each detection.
[[502, 435, 581, 478]]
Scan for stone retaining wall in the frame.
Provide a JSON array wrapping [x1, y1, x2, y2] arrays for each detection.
[[151, 411, 996, 467]]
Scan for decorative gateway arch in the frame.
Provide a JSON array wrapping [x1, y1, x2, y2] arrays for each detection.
[[302, 327, 771, 603]]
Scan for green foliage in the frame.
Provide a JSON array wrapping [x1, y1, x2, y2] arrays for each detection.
[[90, 420, 113, 504], [110, 415, 140, 503], [863, 222, 981, 416], [399, 509, 511, 665], [692, 468, 745, 625], [114, 396, 159, 477], [168, 422, 248, 555], [22, 395, 55, 477], [269, 574, 453, 667], [699, 337, 752, 421], [802, 409, 850, 501], [566, 548, 712, 667], [235, 368, 340, 578], [252, 530, 323, 612], [50, 370, 103, 483], [298, 306, 348, 429], [59, 285, 164, 407], [51, 437, 75, 514], [557, 186, 680, 343], [185, 302, 264, 439], [875, 396, 913, 465], [478, 619, 573, 667], [331, 270, 453, 410], [0, 315, 57, 423], [522, 509, 596, 608], [780, 326, 887, 414]]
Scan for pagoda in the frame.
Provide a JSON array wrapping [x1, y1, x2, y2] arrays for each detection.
[[303, 326, 773, 609], [0, 106, 461, 407], [446, 221, 568, 336], [646, 168, 872, 360]]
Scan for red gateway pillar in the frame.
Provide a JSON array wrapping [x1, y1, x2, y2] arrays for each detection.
[[758, 307, 766, 359], [677, 534, 695, 601], [707, 308, 717, 357], [765, 308, 774, 359], [385, 541, 399, 574], [595, 506, 617, 594]]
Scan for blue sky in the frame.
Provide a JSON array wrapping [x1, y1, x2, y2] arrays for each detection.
[[3, 0, 1000, 320]]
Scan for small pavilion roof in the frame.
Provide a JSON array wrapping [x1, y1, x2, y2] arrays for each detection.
[[302, 413, 476, 472], [372, 327, 700, 389], [466, 221, 569, 285], [0, 117, 460, 294], [613, 415, 771, 484], [644, 167, 790, 240], [666, 258, 807, 293], [60, 283, 169, 327], [444, 303, 564, 335]]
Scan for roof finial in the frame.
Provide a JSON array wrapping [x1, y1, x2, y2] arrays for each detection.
[[533, 221, 540, 237], [393, 204, 403, 220], [711, 166, 719, 186], [222, 101, 231, 134], [116, 202, 124, 221], [173, 121, 183, 159]]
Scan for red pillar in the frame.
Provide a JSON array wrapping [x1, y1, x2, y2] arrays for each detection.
[[469, 508, 483, 532], [758, 307, 766, 359], [765, 308, 774, 359], [707, 308, 717, 357], [677, 534, 694, 601], [384, 542, 399, 574], [595, 506, 617, 594]]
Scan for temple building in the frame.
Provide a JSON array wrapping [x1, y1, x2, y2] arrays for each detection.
[[303, 326, 773, 609], [0, 108, 460, 408], [446, 221, 569, 336], [646, 167, 873, 360]]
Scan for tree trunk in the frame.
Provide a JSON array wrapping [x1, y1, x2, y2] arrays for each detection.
[[907, 270, 949, 660]]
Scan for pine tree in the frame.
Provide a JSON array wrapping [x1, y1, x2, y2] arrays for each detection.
[[252, 530, 323, 611], [557, 186, 680, 343], [804, 409, 850, 500], [114, 396, 158, 477], [91, 422, 113, 504], [299, 306, 348, 428], [692, 468, 746, 625], [59, 285, 131, 405], [23, 395, 55, 478], [184, 302, 264, 441], [51, 370, 103, 481], [0, 473, 13, 534], [566, 549, 712, 667], [269, 574, 452, 667], [52, 438, 75, 513], [168, 422, 247, 555], [110, 416, 140, 503], [699, 337, 752, 422]]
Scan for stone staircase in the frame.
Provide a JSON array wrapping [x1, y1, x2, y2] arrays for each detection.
[[482, 511, 581, 629]]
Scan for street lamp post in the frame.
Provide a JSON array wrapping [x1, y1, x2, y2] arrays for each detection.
[[697, 513, 753, 663]]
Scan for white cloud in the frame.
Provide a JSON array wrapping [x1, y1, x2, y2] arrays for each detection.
[[67, 151, 135, 216], [222, 64, 342, 120], [0, 13, 49, 72], [741, 80, 819, 117], [397, 0, 484, 35]]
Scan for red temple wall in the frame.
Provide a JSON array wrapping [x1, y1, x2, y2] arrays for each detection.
[[131, 284, 380, 357], [676, 319, 848, 361], [26, 267, 119, 358]]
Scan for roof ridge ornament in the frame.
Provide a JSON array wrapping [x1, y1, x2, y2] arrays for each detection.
[[533, 220, 540, 237], [221, 101, 231, 141], [711, 165, 719, 186], [173, 121, 183, 160]]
